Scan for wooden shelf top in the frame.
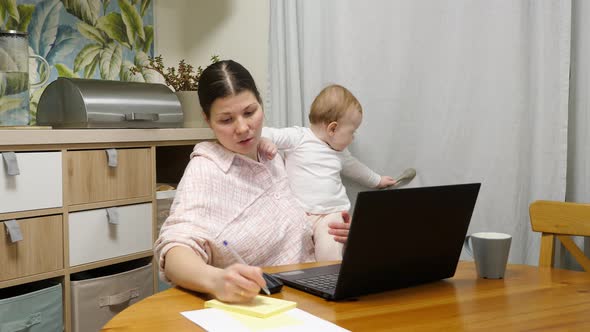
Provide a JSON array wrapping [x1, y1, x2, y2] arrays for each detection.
[[0, 128, 215, 147]]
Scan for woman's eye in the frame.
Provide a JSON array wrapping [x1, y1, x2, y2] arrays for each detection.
[[244, 110, 254, 117], [219, 118, 231, 124]]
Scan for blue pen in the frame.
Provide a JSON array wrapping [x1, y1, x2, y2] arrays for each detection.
[[223, 240, 270, 295]]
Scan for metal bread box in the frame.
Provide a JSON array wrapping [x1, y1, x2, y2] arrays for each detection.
[[37, 78, 183, 128]]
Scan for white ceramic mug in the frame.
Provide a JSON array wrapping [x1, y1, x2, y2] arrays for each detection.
[[464, 232, 512, 279]]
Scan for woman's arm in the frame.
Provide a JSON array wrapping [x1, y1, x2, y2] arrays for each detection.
[[164, 246, 267, 303]]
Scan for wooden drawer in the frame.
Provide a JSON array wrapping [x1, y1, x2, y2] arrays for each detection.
[[66, 148, 152, 205], [0, 215, 64, 281], [68, 203, 153, 266], [0, 151, 62, 214]]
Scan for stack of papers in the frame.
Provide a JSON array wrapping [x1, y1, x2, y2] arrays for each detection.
[[182, 296, 349, 332]]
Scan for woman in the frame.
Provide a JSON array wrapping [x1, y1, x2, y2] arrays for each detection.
[[154, 60, 350, 303]]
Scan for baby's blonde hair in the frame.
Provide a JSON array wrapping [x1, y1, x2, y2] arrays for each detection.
[[308, 84, 362, 125]]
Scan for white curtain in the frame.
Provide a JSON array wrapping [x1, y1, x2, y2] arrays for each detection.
[[268, 0, 572, 265], [566, 0, 590, 267], [267, 1, 305, 127]]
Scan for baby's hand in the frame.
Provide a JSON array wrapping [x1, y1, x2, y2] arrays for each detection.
[[376, 175, 396, 189], [258, 137, 278, 160]]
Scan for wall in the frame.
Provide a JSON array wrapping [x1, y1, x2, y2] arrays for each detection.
[[154, 0, 269, 102]]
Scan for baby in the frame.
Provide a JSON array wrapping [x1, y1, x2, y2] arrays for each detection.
[[260, 84, 395, 261]]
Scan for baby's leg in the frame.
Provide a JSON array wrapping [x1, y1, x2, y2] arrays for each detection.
[[308, 212, 344, 261]]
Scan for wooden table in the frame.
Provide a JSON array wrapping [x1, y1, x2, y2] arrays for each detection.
[[102, 261, 590, 331]]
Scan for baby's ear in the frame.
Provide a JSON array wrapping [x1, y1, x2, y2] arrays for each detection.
[[327, 121, 338, 135]]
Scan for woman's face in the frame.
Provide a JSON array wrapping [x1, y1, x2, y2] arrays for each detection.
[[207, 90, 264, 160]]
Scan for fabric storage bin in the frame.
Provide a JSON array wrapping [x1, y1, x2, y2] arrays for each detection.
[[156, 189, 176, 236], [0, 279, 63, 332], [155, 189, 175, 292], [158, 279, 171, 292], [70, 258, 153, 332]]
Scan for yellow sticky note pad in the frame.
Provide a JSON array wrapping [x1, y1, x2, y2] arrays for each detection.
[[228, 310, 303, 330], [204, 295, 297, 318]]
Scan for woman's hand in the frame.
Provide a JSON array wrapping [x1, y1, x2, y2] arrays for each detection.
[[211, 264, 267, 303], [328, 211, 351, 243], [163, 247, 266, 303]]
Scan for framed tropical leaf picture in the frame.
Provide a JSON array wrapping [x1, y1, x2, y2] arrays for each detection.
[[0, 0, 159, 125]]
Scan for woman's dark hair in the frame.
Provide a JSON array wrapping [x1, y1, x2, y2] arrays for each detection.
[[197, 60, 262, 118]]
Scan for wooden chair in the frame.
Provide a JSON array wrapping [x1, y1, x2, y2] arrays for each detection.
[[529, 200, 590, 271]]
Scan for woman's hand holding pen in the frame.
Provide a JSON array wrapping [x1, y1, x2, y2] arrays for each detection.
[[163, 246, 266, 303], [328, 211, 351, 243], [212, 264, 267, 303]]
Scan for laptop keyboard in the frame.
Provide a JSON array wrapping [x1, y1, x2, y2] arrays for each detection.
[[297, 273, 339, 291]]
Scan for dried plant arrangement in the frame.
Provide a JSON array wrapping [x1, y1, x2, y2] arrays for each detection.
[[130, 55, 220, 91]]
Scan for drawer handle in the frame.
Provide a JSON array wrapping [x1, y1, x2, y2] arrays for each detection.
[[4, 219, 23, 243], [1, 152, 20, 176], [0, 312, 42, 332], [125, 112, 159, 121], [99, 288, 140, 307], [105, 148, 118, 167]]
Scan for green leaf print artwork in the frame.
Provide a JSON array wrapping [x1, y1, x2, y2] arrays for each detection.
[[0, 0, 156, 126]]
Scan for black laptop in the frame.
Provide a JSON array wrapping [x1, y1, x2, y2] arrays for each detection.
[[273, 183, 481, 300]]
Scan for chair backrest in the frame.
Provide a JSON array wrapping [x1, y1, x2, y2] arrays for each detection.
[[529, 200, 590, 271]]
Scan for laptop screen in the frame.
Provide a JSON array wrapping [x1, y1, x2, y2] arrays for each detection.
[[333, 183, 481, 299]]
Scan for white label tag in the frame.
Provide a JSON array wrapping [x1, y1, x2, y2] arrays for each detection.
[[4, 219, 23, 242], [105, 149, 118, 167], [2, 152, 20, 176], [106, 207, 119, 224]]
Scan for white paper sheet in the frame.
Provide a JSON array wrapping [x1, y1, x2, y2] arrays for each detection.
[[181, 308, 349, 332]]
